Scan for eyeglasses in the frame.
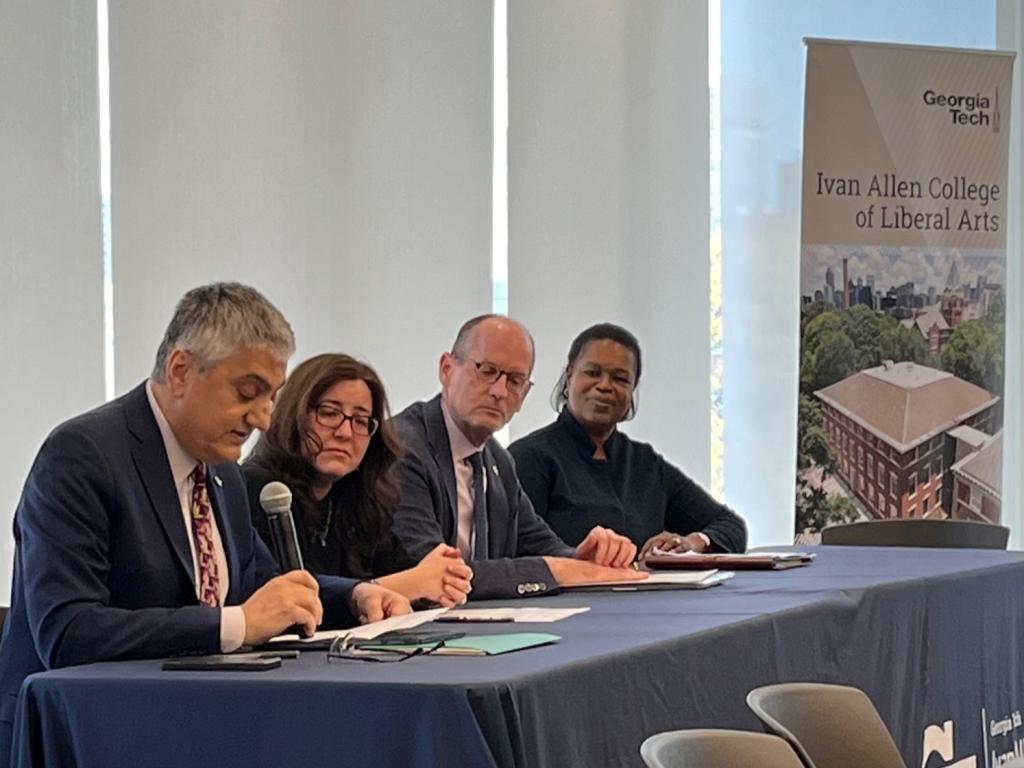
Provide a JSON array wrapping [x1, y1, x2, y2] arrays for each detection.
[[312, 404, 379, 437], [457, 357, 533, 396], [327, 636, 449, 663]]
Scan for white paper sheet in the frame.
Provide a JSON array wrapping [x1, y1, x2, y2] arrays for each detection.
[[436, 607, 590, 623]]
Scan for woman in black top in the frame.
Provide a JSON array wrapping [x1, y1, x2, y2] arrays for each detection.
[[244, 353, 472, 606], [509, 324, 746, 558]]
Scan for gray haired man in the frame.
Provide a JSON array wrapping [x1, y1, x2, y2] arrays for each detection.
[[0, 283, 408, 761]]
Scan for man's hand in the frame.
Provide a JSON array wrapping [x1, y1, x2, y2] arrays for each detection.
[[639, 531, 708, 561], [544, 557, 648, 587], [574, 526, 637, 568], [241, 570, 323, 646], [349, 581, 412, 624]]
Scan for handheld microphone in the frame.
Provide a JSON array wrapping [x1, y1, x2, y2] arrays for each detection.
[[259, 481, 305, 573]]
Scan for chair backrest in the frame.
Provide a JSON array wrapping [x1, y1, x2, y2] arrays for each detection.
[[820, 519, 1008, 549], [746, 683, 907, 768], [640, 729, 804, 768]]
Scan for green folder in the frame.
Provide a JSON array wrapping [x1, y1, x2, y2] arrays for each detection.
[[359, 632, 560, 656]]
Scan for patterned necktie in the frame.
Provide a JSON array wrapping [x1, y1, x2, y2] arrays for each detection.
[[468, 452, 489, 560], [189, 464, 221, 607]]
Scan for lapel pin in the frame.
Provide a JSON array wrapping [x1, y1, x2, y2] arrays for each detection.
[[492, 465, 499, 477], [214, 475, 223, 487]]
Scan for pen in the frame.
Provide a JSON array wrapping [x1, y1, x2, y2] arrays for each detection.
[[435, 615, 514, 623]]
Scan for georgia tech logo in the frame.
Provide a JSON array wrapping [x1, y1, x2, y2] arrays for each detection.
[[922, 720, 976, 768], [923, 88, 1002, 133]]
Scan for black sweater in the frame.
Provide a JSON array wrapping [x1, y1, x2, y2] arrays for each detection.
[[509, 409, 747, 552]]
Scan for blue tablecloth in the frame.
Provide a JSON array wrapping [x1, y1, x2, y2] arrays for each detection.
[[11, 546, 1024, 767]]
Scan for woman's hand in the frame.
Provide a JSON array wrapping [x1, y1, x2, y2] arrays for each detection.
[[639, 531, 708, 561], [410, 543, 474, 607]]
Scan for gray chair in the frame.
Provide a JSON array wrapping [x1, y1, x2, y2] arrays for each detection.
[[820, 518, 1008, 549], [747, 683, 907, 768], [640, 729, 804, 768]]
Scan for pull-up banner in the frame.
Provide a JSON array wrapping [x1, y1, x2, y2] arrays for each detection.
[[797, 40, 1014, 538]]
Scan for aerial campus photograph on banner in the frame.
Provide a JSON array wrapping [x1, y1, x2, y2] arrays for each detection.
[[796, 243, 1005, 536], [794, 40, 1013, 542]]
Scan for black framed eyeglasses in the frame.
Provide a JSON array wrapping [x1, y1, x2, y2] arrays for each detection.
[[457, 357, 533, 396], [327, 636, 449, 663], [312, 404, 379, 437]]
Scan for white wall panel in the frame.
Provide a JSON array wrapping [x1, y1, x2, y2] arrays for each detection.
[[507, 2, 712, 492], [109, 1, 493, 410], [0, 1, 104, 594]]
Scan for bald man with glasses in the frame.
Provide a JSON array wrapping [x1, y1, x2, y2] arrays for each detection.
[[391, 315, 644, 600]]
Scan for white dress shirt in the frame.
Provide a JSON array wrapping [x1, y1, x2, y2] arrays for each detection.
[[440, 400, 486, 559], [146, 381, 246, 651]]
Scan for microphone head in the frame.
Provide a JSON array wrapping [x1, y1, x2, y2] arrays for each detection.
[[259, 481, 293, 516]]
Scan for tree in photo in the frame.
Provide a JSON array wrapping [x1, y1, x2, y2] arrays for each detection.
[[940, 317, 1004, 395]]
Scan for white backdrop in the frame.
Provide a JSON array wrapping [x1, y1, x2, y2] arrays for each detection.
[[507, 1, 713, 498], [108, 1, 494, 409], [0, 1, 105, 590]]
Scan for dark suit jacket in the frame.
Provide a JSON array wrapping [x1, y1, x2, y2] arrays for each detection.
[[0, 383, 358, 762], [390, 396, 574, 600]]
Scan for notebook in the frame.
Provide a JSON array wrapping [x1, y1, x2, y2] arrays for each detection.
[[644, 551, 816, 571]]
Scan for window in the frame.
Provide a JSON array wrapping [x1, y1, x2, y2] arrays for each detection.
[[890, 471, 898, 498], [909, 473, 917, 496], [877, 463, 885, 486]]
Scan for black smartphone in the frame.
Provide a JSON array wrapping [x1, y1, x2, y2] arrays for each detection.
[[162, 653, 282, 671]]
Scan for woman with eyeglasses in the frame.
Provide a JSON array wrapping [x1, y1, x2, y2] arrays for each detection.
[[243, 354, 472, 607], [508, 323, 746, 560]]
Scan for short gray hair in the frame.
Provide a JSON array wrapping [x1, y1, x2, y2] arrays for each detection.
[[151, 282, 295, 380]]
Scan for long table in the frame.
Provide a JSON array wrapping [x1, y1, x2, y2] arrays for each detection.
[[11, 547, 1024, 767]]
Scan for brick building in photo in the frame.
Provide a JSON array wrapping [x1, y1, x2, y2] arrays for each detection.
[[815, 362, 1000, 520], [950, 430, 1003, 523]]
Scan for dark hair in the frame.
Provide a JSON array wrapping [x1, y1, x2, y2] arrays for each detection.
[[552, 323, 643, 419], [246, 353, 402, 565]]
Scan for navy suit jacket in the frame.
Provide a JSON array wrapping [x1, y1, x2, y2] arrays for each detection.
[[390, 396, 574, 600], [0, 383, 358, 761]]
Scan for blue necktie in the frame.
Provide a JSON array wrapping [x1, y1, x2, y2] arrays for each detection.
[[468, 452, 489, 560]]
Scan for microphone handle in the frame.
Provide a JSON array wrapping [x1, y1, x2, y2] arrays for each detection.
[[266, 508, 311, 638], [267, 509, 305, 572]]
